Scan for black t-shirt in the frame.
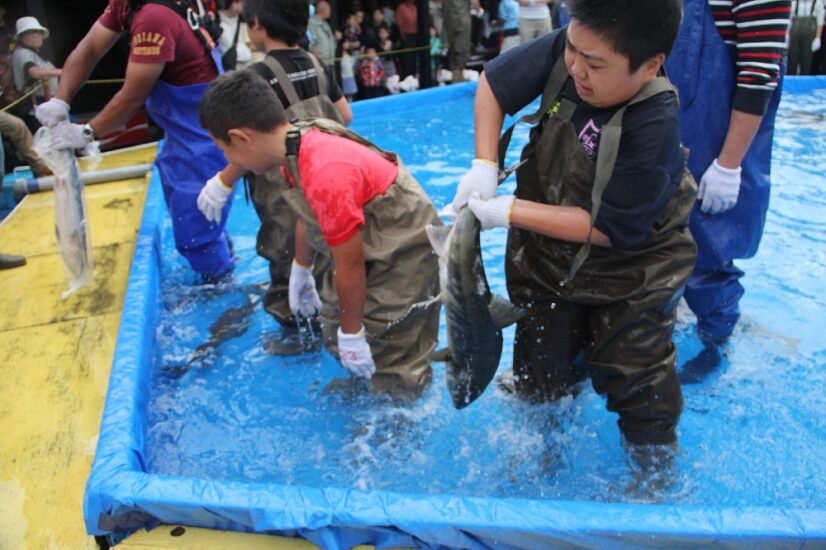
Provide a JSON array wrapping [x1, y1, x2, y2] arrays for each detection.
[[250, 49, 343, 108], [484, 30, 685, 250]]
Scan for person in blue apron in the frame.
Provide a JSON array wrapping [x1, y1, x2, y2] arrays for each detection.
[[664, 0, 789, 381], [35, 0, 234, 282]]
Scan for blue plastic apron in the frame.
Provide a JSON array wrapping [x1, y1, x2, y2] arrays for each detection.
[[145, 70, 234, 279], [665, 0, 783, 339]]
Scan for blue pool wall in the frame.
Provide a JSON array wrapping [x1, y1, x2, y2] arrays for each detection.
[[85, 80, 826, 548]]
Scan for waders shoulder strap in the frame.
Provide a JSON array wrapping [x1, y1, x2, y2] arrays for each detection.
[[497, 56, 573, 172], [563, 76, 676, 283], [263, 55, 303, 106]]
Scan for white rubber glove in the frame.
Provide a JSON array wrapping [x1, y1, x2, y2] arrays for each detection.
[[468, 194, 515, 230], [813, 37, 821, 52], [337, 326, 376, 379], [288, 260, 322, 318], [451, 158, 499, 211], [50, 122, 88, 150], [35, 98, 70, 128], [697, 158, 742, 215], [197, 173, 233, 223]]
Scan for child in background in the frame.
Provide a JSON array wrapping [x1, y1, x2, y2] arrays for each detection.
[[200, 70, 441, 401], [340, 50, 358, 101], [11, 17, 61, 127], [358, 47, 385, 98], [429, 25, 444, 82]]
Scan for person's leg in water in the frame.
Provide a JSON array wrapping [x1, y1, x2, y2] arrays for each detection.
[[680, 262, 744, 382], [504, 298, 589, 401]]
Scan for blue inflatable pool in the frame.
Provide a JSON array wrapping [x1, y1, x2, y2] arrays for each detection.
[[86, 79, 826, 548]]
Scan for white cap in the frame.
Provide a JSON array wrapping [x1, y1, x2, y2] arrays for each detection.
[[14, 16, 49, 41]]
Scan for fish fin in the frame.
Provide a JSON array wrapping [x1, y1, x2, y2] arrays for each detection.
[[430, 347, 452, 362], [488, 294, 527, 329], [425, 223, 451, 256]]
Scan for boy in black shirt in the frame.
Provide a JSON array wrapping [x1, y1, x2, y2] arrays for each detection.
[[452, 0, 697, 455], [197, 0, 352, 327]]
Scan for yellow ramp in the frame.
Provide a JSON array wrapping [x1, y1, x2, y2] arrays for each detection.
[[0, 144, 324, 550]]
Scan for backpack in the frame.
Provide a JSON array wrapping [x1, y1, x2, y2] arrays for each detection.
[[262, 53, 344, 124]]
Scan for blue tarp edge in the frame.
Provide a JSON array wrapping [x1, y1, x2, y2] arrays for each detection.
[[84, 86, 826, 548]]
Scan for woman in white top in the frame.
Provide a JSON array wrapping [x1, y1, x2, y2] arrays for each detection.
[[517, 0, 552, 44], [219, 0, 253, 71]]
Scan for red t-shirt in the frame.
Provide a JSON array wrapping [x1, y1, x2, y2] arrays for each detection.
[[98, 0, 218, 86], [283, 128, 398, 247]]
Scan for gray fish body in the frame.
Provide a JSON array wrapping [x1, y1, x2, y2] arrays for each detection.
[[427, 207, 523, 409]]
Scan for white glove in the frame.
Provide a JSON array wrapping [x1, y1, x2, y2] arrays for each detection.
[[35, 98, 70, 128], [451, 158, 499, 211], [197, 173, 233, 223], [813, 37, 821, 52], [468, 194, 515, 230], [288, 260, 322, 318], [50, 122, 88, 150], [337, 326, 376, 379], [697, 158, 742, 215]]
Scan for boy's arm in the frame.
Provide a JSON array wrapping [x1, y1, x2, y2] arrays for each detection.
[[469, 195, 611, 246], [511, 200, 611, 246], [334, 97, 353, 126], [329, 232, 367, 334], [28, 66, 63, 79], [294, 219, 316, 268]]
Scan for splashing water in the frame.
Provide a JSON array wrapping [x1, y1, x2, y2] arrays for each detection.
[[145, 89, 826, 508]]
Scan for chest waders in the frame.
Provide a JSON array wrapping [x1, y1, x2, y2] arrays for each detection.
[[283, 119, 442, 401], [247, 54, 346, 326], [665, 0, 783, 340], [144, 40, 234, 279], [501, 58, 697, 445]]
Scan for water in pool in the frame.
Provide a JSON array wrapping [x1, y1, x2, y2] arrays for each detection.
[[146, 87, 826, 509]]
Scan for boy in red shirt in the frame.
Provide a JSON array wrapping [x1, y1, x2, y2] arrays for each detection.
[[200, 70, 441, 400]]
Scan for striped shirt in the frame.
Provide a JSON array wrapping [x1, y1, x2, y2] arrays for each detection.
[[710, 0, 791, 115]]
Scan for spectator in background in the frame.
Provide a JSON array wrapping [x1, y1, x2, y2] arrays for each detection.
[[498, 0, 521, 53], [787, 0, 823, 75], [470, 0, 488, 53], [443, 0, 471, 82], [363, 8, 388, 49], [378, 25, 399, 89], [309, 0, 336, 67], [340, 49, 358, 101], [551, 0, 570, 29], [359, 46, 385, 98], [340, 12, 363, 55], [395, 0, 419, 78], [219, 0, 253, 70], [11, 17, 62, 129], [429, 0, 445, 38], [0, 110, 50, 176], [518, 0, 552, 43], [665, 0, 790, 380], [429, 24, 444, 80]]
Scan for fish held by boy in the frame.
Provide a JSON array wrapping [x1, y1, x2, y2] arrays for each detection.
[[426, 162, 525, 409]]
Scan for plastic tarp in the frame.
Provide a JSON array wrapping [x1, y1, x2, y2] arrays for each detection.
[[85, 80, 826, 548]]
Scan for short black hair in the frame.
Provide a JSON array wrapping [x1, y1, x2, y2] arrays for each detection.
[[567, 0, 681, 72], [200, 70, 288, 142], [243, 0, 309, 46]]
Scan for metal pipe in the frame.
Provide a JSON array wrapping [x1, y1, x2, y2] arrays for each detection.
[[12, 164, 154, 200]]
